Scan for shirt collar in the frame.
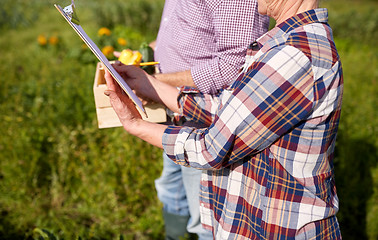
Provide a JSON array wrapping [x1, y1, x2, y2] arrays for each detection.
[[257, 8, 329, 46]]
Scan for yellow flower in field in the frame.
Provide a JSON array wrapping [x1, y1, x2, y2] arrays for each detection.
[[49, 36, 59, 45], [81, 43, 88, 50], [38, 34, 47, 46], [98, 27, 111, 36], [102, 45, 114, 57], [117, 37, 127, 46]]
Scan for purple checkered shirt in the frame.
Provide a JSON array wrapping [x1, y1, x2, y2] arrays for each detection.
[[163, 9, 343, 239], [154, 0, 269, 94]]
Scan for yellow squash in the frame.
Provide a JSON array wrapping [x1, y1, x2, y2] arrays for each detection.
[[118, 49, 142, 65]]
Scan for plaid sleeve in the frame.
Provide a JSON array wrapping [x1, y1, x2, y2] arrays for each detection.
[[164, 45, 315, 169], [163, 46, 313, 169], [177, 86, 225, 126], [191, 0, 269, 94]]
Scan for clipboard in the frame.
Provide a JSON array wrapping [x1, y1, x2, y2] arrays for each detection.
[[54, 0, 145, 115]]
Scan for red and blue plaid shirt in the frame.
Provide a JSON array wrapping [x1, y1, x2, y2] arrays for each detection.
[[163, 9, 343, 239]]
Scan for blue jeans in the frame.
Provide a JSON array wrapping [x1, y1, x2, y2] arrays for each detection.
[[155, 152, 213, 240]]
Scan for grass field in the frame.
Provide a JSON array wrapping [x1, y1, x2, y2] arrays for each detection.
[[0, 0, 377, 239]]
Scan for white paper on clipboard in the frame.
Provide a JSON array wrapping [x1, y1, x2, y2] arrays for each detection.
[[54, 1, 145, 115]]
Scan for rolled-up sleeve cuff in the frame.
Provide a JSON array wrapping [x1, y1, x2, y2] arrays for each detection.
[[177, 86, 200, 106], [176, 86, 201, 116], [191, 62, 220, 94], [191, 59, 239, 94], [163, 125, 194, 167]]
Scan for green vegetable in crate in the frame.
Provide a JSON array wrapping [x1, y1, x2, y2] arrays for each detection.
[[139, 42, 155, 74]]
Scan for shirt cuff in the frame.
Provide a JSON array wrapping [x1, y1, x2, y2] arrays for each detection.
[[176, 86, 200, 110], [162, 125, 194, 167], [191, 58, 239, 94], [191, 60, 223, 94]]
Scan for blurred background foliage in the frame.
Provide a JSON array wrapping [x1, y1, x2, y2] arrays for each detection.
[[0, 0, 377, 239]]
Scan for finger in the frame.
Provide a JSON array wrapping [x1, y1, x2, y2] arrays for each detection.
[[105, 90, 126, 115], [111, 60, 122, 66], [105, 89, 124, 109], [105, 70, 129, 102], [113, 51, 121, 58], [104, 89, 114, 97], [113, 63, 138, 73], [106, 89, 143, 120], [123, 94, 143, 119], [111, 64, 134, 82], [104, 69, 117, 91]]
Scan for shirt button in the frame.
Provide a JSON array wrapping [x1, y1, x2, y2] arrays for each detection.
[[249, 41, 260, 51]]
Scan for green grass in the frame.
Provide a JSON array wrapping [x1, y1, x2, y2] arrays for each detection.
[[321, 1, 378, 239], [0, 0, 164, 239], [0, 0, 377, 239]]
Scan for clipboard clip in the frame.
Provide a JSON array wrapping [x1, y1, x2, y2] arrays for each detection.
[[63, 0, 80, 25]]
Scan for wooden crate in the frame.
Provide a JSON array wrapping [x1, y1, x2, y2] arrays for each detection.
[[93, 62, 167, 128]]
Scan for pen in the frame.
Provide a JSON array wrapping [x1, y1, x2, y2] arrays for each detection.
[[134, 61, 160, 66]]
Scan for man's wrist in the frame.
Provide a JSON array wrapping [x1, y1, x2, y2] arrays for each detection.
[[152, 71, 196, 88], [121, 117, 144, 136], [153, 73, 164, 83]]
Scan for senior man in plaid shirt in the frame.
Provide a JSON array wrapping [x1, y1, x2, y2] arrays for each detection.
[[105, 0, 343, 238]]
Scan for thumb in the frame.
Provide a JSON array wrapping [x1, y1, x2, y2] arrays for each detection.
[[113, 51, 121, 58], [104, 90, 116, 98], [104, 90, 111, 96]]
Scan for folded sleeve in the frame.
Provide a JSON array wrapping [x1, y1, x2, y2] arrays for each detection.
[[176, 86, 225, 126]]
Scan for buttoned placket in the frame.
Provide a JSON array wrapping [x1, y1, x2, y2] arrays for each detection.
[[237, 41, 261, 78]]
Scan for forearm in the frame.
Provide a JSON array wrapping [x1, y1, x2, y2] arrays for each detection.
[[124, 119, 167, 149], [154, 70, 196, 88], [148, 77, 181, 113]]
